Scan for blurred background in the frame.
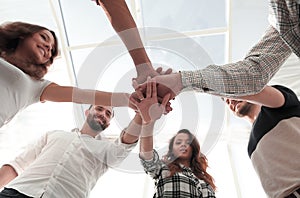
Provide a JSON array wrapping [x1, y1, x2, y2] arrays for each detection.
[[1, 0, 299, 197]]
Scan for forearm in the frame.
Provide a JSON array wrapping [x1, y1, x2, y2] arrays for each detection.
[[97, 0, 151, 66], [121, 114, 142, 144], [139, 122, 155, 160], [43, 84, 130, 107], [236, 86, 285, 108], [181, 26, 292, 97], [73, 89, 130, 107], [0, 165, 17, 188]]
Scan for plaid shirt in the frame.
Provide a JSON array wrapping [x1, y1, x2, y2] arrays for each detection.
[[140, 150, 215, 198], [181, 0, 300, 97]]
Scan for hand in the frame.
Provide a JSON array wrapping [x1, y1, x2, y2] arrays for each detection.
[[134, 65, 173, 84], [133, 72, 182, 103], [155, 66, 173, 75], [130, 78, 170, 124], [130, 91, 173, 114]]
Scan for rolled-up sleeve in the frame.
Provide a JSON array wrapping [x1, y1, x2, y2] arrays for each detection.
[[104, 138, 137, 168], [140, 149, 165, 179], [9, 133, 48, 175]]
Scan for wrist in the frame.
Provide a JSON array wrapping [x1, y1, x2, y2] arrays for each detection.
[[142, 120, 155, 126], [129, 49, 152, 68], [176, 72, 183, 93], [133, 113, 143, 125], [136, 62, 154, 74], [111, 92, 130, 107]]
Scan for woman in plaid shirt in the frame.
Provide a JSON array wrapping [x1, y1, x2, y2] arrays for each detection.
[[131, 79, 216, 198]]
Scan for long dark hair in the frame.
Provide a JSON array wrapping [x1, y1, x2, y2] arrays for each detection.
[[0, 21, 59, 79], [162, 129, 216, 190]]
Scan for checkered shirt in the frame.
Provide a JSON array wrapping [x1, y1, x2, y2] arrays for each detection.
[[181, 0, 300, 97], [140, 150, 215, 198]]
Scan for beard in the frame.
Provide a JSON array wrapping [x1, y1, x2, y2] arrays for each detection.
[[236, 102, 253, 117], [86, 114, 107, 132]]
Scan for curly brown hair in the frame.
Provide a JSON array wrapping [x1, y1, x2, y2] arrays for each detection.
[[162, 129, 216, 190], [0, 21, 59, 80]]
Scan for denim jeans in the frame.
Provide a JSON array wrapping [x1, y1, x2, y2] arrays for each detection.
[[0, 188, 32, 198]]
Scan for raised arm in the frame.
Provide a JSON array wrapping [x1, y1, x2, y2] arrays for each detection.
[[121, 113, 142, 144], [180, 26, 292, 97], [130, 78, 170, 160], [139, 121, 156, 160], [94, 0, 158, 83], [41, 83, 131, 107], [0, 165, 17, 188], [147, 26, 292, 99]]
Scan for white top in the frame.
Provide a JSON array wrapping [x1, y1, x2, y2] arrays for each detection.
[[7, 130, 136, 198], [0, 58, 52, 127]]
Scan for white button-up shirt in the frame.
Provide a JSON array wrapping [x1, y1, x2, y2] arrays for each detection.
[[6, 129, 136, 198]]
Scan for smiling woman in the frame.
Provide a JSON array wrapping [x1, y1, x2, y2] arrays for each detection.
[[0, 21, 132, 130]]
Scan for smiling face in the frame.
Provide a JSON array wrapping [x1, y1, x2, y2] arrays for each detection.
[[17, 29, 56, 65], [0, 22, 59, 79], [172, 133, 193, 161], [86, 105, 113, 132]]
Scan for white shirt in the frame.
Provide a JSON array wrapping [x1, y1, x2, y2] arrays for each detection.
[[0, 58, 51, 127], [6, 130, 136, 198]]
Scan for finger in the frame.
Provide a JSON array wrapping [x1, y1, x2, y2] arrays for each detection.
[[164, 68, 173, 75], [132, 79, 139, 90], [161, 93, 171, 107], [135, 90, 144, 101], [128, 101, 138, 112], [165, 101, 172, 112], [129, 96, 139, 106], [151, 79, 157, 100], [155, 67, 163, 74], [157, 95, 168, 104], [164, 105, 173, 114], [131, 86, 145, 101], [130, 92, 138, 100], [166, 101, 172, 108], [146, 76, 152, 98]]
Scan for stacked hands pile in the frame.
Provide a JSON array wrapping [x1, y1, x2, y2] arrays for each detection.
[[130, 77, 172, 124]]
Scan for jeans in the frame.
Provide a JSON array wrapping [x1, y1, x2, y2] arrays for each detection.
[[0, 188, 32, 198]]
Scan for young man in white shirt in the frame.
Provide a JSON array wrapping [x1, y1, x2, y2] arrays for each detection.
[[0, 105, 143, 198]]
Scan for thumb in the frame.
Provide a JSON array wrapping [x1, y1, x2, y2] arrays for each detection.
[[132, 79, 139, 90], [161, 93, 171, 107]]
